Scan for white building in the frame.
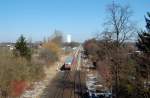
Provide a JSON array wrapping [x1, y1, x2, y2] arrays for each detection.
[[67, 34, 71, 43]]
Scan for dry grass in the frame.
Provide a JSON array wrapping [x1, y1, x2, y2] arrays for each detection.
[[0, 47, 45, 97]]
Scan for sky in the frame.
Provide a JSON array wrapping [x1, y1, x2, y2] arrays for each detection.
[[0, 0, 149, 42]]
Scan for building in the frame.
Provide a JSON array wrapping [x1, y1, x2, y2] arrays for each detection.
[[67, 34, 71, 43]]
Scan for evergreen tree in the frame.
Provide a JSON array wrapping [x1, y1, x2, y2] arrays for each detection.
[[136, 12, 150, 97], [137, 12, 150, 53], [14, 35, 31, 60], [136, 32, 150, 53], [145, 12, 150, 32]]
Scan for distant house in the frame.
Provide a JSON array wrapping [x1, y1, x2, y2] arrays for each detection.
[[0, 42, 15, 50], [0, 41, 43, 51], [7, 45, 15, 50]]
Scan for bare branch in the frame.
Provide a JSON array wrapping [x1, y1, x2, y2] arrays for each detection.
[[104, 2, 135, 46]]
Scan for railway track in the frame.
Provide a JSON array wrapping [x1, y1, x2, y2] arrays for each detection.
[[53, 71, 70, 98], [53, 48, 83, 98]]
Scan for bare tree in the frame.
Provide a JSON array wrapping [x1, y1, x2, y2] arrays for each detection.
[[104, 2, 135, 46], [103, 2, 136, 98]]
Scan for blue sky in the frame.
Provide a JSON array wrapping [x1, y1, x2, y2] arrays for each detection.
[[0, 0, 149, 42]]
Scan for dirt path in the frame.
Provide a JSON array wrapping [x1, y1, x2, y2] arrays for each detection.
[[20, 55, 68, 98], [40, 47, 87, 98]]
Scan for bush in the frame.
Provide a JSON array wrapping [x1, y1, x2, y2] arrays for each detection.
[[39, 48, 59, 64], [39, 35, 62, 65], [0, 48, 44, 97]]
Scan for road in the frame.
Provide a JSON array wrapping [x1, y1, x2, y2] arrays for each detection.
[[40, 46, 87, 98]]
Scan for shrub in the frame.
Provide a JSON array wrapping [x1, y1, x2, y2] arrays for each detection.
[[39, 36, 62, 65], [0, 48, 44, 97]]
